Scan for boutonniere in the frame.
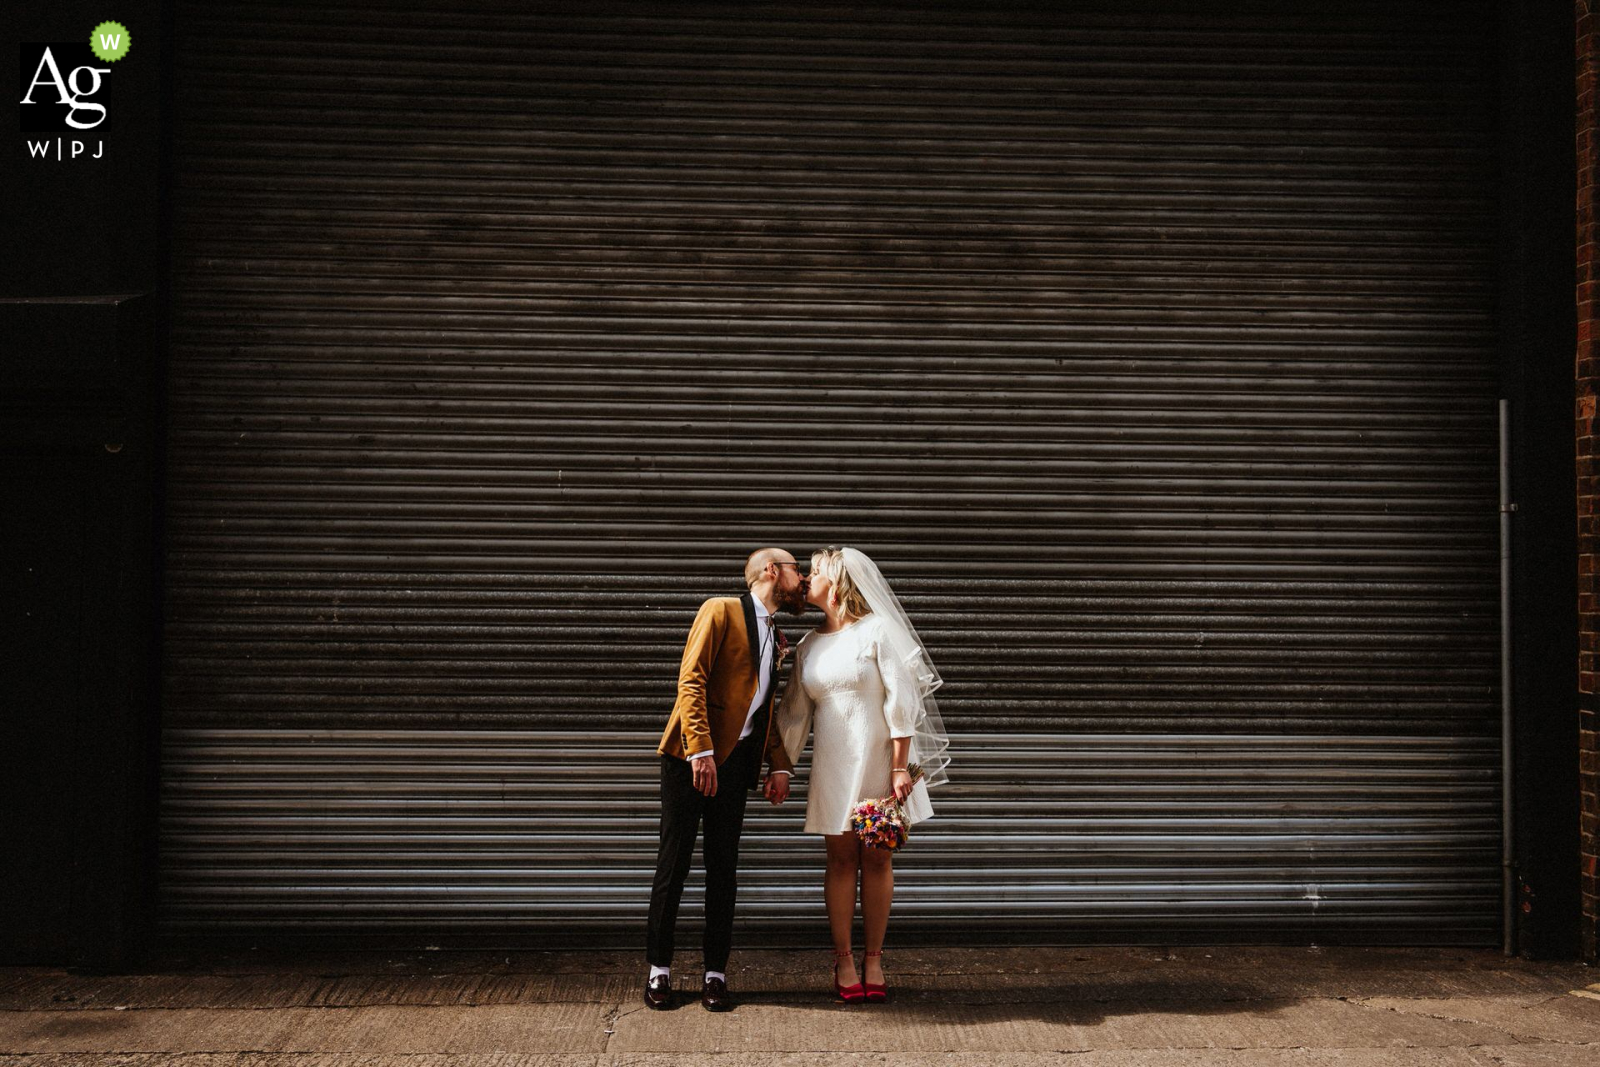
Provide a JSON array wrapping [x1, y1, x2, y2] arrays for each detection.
[[775, 627, 792, 666]]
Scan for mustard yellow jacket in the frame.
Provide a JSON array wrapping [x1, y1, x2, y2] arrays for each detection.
[[656, 593, 795, 775]]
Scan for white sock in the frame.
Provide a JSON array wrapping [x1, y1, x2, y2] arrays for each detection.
[[649, 965, 670, 981], [705, 969, 725, 983]]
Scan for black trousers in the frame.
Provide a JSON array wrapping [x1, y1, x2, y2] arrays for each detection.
[[645, 727, 763, 973]]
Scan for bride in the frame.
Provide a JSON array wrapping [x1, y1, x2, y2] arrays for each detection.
[[766, 545, 951, 1004]]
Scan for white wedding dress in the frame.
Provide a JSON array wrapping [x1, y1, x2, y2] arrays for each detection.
[[776, 613, 936, 835]]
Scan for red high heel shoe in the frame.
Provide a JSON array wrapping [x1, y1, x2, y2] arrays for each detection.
[[862, 949, 888, 1003], [833, 949, 865, 1003]]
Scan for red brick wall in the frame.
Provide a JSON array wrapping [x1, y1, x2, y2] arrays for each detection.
[[1579, 0, 1600, 967]]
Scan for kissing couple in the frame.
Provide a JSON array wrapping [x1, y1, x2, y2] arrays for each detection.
[[644, 545, 952, 1012]]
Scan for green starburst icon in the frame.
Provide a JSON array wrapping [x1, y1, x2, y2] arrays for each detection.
[[90, 21, 131, 62]]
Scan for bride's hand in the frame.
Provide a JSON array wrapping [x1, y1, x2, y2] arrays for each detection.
[[764, 771, 790, 805], [892, 769, 914, 802]]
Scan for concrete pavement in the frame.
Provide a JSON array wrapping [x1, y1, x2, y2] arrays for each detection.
[[2, 945, 1598, 1065]]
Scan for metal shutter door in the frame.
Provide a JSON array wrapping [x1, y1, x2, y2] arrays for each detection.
[[161, 0, 1502, 944]]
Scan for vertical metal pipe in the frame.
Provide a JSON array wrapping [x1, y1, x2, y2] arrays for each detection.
[[1499, 398, 1515, 955]]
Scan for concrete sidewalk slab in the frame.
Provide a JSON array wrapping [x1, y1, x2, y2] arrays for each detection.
[[0, 1051, 1582, 1066], [0, 947, 1595, 1065], [0, 1004, 610, 1055], [606, 995, 1528, 1053], [1349, 993, 1600, 1044], [0, 1051, 1567, 1067]]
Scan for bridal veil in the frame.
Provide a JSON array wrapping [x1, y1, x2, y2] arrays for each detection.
[[839, 546, 952, 788]]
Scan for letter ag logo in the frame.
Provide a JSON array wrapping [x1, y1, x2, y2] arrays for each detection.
[[20, 43, 110, 132]]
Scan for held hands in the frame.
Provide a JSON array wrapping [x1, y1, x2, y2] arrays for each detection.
[[691, 757, 790, 803], [764, 771, 790, 805]]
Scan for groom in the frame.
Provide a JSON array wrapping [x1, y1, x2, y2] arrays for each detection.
[[645, 547, 808, 1011]]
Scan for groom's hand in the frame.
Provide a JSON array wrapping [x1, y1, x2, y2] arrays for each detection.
[[691, 756, 717, 796], [764, 772, 790, 805]]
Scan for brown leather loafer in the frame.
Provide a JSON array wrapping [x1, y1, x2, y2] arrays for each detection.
[[644, 974, 673, 1010], [701, 975, 734, 1012]]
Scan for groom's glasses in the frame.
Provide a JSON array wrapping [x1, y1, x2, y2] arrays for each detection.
[[772, 562, 801, 570]]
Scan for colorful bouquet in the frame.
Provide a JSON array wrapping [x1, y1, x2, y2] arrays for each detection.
[[850, 762, 926, 851]]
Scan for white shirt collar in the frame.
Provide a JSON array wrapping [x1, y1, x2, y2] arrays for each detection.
[[751, 591, 771, 620]]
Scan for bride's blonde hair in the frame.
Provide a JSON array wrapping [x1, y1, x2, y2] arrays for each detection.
[[810, 545, 872, 620]]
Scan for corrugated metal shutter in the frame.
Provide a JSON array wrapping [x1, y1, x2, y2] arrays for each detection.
[[161, 0, 1502, 944]]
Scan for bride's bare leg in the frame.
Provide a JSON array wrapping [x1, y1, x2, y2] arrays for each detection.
[[824, 833, 860, 985], [860, 845, 892, 984]]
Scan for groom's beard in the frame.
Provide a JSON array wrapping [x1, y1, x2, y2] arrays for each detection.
[[777, 586, 810, 615]]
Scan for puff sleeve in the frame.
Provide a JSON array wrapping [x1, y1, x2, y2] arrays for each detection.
[[775, 637, 816, 770], [870, 617, 921, 740]]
